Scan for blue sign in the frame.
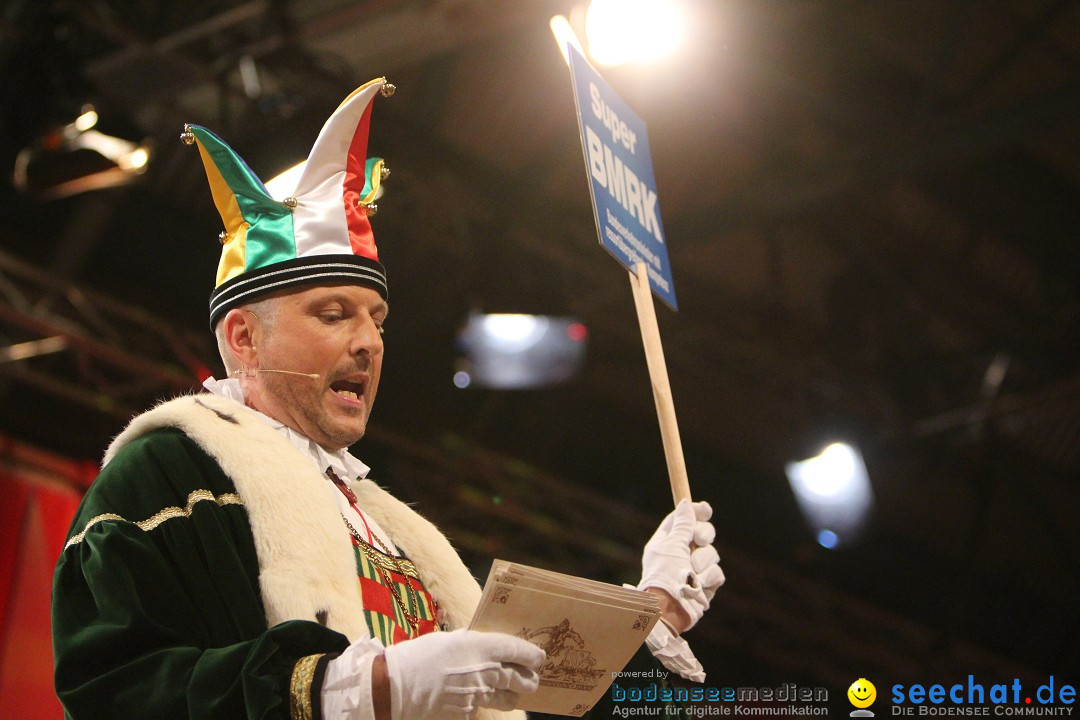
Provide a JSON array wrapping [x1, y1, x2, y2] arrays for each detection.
[[568, 45, 677, 310]]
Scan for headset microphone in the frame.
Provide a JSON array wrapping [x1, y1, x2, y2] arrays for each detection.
[[256, 369, 321, 379], [232, 368, 321, 379]]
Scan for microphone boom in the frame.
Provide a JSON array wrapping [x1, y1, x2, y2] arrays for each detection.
[[255, 369, 320, 379]]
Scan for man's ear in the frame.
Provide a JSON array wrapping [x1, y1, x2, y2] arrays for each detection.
[[221, 308, 259, 369]]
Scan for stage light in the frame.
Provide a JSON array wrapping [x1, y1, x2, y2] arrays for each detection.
[[455, 313, 588, 389], [550, 14, 587, 66], [478, 314, 544, 352], [12, 106, 151, 200], [70, 129, 149, 171], [786, 442, 873, 549], [73, 106, 98, 132], [790, 442, 860, 499], [119, 147, 149, 171], [584, 0, 686, 67]]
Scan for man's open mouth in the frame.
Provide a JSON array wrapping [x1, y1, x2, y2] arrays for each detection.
[[330, 379, 365, 400]]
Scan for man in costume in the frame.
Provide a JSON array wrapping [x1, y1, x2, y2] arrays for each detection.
[[52, 78, 725, 720]]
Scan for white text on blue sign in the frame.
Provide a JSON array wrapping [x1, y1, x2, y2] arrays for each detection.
[[585, 83, 663, 246]]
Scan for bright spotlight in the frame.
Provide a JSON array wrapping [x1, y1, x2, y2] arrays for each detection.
[[585, 0, 686, 67], [550, 14, 587, 67], [74, 106, 99, 132], [119, 147, 150, 171], [13, 113, 152, 200], [786, 442, 873, 548], [791, 442, 859, 499], [456, 313, 587, 389], [479, 314, 545, 352]]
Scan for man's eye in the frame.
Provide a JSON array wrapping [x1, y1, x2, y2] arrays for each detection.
[[319, 313, 343, 323]]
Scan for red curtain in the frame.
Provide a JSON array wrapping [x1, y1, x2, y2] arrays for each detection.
[[0, 471, 83, 719], [0, 481, 31, 652]]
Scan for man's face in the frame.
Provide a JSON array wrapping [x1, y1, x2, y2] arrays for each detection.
[[247, 284, 387, 451]]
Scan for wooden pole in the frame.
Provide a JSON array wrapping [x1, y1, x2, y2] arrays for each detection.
[[629, 261, 691, 505]]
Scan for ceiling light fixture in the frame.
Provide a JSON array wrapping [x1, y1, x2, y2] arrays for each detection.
[[12, 104, 152, 201], [785, 442, 874, 549], [584, 0, 686, 67], [455, 313, 588, 389]]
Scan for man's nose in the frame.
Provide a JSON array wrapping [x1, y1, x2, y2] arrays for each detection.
[[351, 317, 384, 356]]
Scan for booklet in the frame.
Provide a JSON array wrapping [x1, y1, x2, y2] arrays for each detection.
[[470, 560, 661, 716]]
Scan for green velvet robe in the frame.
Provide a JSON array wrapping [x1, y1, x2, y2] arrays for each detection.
[[53, 427, 348, 719], [52, 394, 523, 720], [51, 394, 688, 720]]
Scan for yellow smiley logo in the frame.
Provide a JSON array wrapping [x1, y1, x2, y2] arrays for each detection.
[[848, 678, 877, 708]]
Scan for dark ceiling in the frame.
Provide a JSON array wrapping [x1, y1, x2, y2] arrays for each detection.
[[1, 0, 1078, 700]]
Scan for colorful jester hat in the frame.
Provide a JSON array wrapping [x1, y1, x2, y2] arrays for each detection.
[[182, 77, 395, 328]]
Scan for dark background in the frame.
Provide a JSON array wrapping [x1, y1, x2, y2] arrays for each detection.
[[1, 0, 1077, 707]]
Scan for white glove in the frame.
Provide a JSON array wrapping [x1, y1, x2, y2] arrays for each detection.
[[383, 629, 546, 720], [637, 499, 725, 631], [645, 620, 706, 683], [321, 636, 385, 719]]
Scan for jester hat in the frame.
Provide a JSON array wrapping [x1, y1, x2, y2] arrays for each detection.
[[183, 77, 394, 328]]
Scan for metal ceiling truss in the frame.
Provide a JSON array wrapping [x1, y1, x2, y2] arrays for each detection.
[[0, 248, 209, 419]]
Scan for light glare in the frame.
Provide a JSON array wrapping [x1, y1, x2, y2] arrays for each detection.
[[549, 14, 586, 67], [793, 442, 859, 498], [479, 314, 546, 352], [74, 107, 99, 132], [786, 441, 873, 547], [457, 313, 587, 389], [119, 147, 150, 171], [817, 529, 839, 549], [585, 0, 686, 67]]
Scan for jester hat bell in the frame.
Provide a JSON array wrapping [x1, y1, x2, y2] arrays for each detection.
[[183, 78, 395, 328]]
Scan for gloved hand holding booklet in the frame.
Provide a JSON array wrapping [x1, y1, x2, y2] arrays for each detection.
[[470, 560, 662, 716]]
